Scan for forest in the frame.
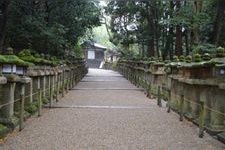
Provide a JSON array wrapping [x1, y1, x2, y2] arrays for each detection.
[[0, 0, 225, 60], [0, 1, 101, 59], [105, 0, 225, 59]]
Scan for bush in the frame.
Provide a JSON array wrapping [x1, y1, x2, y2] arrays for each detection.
[[192, 43, 216, 55]]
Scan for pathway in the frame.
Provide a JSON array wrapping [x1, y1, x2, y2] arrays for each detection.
[[0, 69, 224, 150]]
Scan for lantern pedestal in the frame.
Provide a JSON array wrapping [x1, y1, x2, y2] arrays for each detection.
[[0, 75, 31, 129], [0, 74, 20, 128]]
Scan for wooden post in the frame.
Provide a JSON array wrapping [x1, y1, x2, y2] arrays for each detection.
[[167, 90, 171, 113], [157, 86, 162, 107], [180, 95, 184, 121], [199, 101, 205, 138], [19, 84, 25, 131], [49, 76, 53, 108], [38, 77, 42, 116], [62, 68, 65, 97], [56, 74, 59, 102], [144, 74, 147, 90], [147, 83, 151, 97]]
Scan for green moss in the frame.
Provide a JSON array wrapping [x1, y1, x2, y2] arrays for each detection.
[[193, 53, 202, 62], [42, 98, 49, 104], [179, 55, 185, 62], [0, 55, 8, 63], [0, 48, 32, 67], [150, 57, 156, 61], [4, 54, 33, 67], [0, 123, 9, 139], [6, 74, 17, 81], [202, 53, 211, 61], [0, 124, 6, 130], [18, 49, 32, 57], [216, 46, 225, 58], [185, 55, 192, 63], [158, 57, 163, 62], [18, 49, 61, 66], [25, 104, 38, 114], [173, 56, 179, 62], [164, 56, 171, 63], [6, 47, 14, 55]]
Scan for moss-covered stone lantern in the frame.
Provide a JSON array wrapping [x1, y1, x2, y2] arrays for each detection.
[[1, 48, 33, 76], [0, 48, 32, 128]]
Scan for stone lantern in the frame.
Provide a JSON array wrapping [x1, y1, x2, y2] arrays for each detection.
[[2, 64, 27, 75], [0, 48, 32, 128], [1, 48, 32, 76]]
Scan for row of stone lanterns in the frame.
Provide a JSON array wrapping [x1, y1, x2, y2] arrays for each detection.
[[0, 48, 87, 138], [0, 48, 32, 131]]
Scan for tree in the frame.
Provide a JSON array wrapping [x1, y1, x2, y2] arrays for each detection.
[[0, 1, 101, 58], [212, 0, 225, 45], [0, 0, 10, 53]]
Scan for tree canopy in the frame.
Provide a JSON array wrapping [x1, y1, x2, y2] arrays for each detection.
[[1, 0, 225, 60], [0, 1, 101, 58], [105, 0, 225, 59]]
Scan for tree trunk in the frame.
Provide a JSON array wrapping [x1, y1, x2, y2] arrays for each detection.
[[164, 1, 175, 60], [184, 30, 189, 56], [175, 1, 182, 56], [192, 0, 203, 45], [175, 26, 182, 56], [146, 3, 155, 57], [44, 1, 50, 53], [212, 0, 225, 46], [0, 1, 10, 53]]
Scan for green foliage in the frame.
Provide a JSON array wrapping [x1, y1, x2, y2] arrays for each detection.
[[2, 1, 101, 58], [192, 43, 216, 55], [73, 43, 83, 58], [105, 1, 224, 59]]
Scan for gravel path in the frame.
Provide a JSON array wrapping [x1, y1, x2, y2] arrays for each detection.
[[0, 69, 224, 150]]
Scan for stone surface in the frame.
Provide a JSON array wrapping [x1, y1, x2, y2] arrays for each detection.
[[0, 69, 224, 150], [0, 77, 7, 84]]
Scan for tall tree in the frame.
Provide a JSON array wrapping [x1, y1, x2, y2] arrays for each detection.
[[0, 0, 10, 53], [212, 0, 225, 45], [0, 1, 101, 57], [175, 1, 183, 56]]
